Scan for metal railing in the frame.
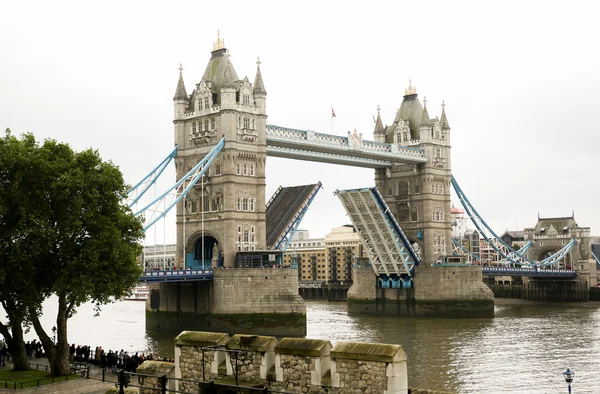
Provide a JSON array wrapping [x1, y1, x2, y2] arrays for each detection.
[[99, 368, 291, 394]]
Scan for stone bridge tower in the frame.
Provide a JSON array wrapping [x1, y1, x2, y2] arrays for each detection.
[[173, 34, 267, 268], [373, 81, 452, 264]]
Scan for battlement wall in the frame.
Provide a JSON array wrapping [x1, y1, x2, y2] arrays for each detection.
[[174, 331, 408, 394]]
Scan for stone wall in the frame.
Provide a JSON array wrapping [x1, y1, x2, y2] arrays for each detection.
[[146, 268, 307, 336], [174, 330, 408, 394], [348, 265, 494, 317], [136, 361, 176, 394]]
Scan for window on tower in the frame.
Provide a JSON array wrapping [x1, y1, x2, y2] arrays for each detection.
[[210, 118, 216, 130]]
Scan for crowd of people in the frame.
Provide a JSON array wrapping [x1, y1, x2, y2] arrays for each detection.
[[0, 339, 174, 371], [70, 344, 174, 373]]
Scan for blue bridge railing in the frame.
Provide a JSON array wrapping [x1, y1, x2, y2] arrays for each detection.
[[140, 269, 213, 283], [482, 266, 576, 277]]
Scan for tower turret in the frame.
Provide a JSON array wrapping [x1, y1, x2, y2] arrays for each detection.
[[374, 105, 385, 143], [419, 96, 432, 141], [440, 101, 450, 130], [173, 64, 188, 120], [253, 57, 267, 114]]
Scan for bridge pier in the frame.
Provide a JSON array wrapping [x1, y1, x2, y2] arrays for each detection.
[[348, 265, 494, 317], [146, 268, 306, 336]]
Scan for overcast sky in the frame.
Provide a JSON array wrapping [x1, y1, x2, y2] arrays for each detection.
[[2, 1, 599, 245]]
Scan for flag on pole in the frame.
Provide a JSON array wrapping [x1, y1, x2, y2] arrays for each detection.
[[373, 115, 377, 124], [331, 107, 336, 118]]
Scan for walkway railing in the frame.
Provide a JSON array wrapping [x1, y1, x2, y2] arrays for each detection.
[[482, 266, 577, 277], [140, 269, 213, 283]]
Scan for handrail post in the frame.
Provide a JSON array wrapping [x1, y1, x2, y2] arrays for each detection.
[[119, 369, 125, 394], [161, 374, 167, 394]]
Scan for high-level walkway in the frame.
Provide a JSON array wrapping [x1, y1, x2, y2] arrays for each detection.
[[266, 125, 427, 168]]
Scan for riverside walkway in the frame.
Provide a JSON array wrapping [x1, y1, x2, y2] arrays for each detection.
[[0, 358, 117, 394]]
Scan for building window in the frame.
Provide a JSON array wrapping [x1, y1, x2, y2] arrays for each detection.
[[236, 163, 241, 175], [236, 197, 256, 212], [242, 164, 247, 176], [243, 117, 250, 129], [433, 208, 444, 222], [414, 184, 421, 194], [397, 181, 409, 197], [398, 202, 409, 222], [243, 94, 250, 106], [190, 199, 198, 213], [215, 162, 222, 175], [411, 210, 418, 222], [192, 122, 197, 134], [249, 164, 255, 176], [210, 118, 216, 130], [204, 97, 209, 109], [199, 100, 203, 111], [433, 182, 444, 194], [202, 195, 210, 212]]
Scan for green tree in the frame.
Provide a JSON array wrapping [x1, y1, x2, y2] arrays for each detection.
[[0, 130, 144, 375]]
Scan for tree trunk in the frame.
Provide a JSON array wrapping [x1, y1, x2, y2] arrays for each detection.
[[0, 321, 31, 371], [29, 309, 56, 373], [52, 294, 71, 376], [29, 294, 70, 376]]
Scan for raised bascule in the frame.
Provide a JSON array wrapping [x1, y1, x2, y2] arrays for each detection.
[[133, 34, 597, 335]]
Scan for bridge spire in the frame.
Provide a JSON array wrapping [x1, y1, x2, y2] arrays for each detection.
[[404, 79, 417, 96], [253, 56, 267, 96], [440, 100, 450, 130], [374, 105, 385, 136], [173, 63, 188, 101], [213, 30, 225, 51], [420, 96, 431, 126]]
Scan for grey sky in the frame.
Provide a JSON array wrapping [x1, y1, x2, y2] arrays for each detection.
[[2, 1, 599, 244]]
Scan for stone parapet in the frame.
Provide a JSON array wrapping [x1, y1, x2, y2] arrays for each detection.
[[136, 361, 175, 394], [174, 330, 409, 393]]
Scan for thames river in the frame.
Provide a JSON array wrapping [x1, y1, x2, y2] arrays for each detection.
[[12, 298, 600, 393]]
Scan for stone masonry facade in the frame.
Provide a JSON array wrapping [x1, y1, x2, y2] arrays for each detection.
[[174, 331, 409, 394]]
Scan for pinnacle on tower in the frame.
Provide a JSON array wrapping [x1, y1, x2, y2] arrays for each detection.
[[374, 105, 384, 134], [440, 100, 450, 129], [420, 96, 431, 127], [173, 63, 188, 101], [404, 79, 417, 96], [253, 57, 267, 96]]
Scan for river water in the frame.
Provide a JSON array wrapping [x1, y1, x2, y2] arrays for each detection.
[[8, 298, 600, 393]]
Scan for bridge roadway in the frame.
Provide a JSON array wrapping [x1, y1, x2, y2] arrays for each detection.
[[140, 266, 577, 283]]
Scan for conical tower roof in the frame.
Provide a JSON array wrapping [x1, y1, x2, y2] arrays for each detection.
[[389, 80, 423, 140], [253, 57, 267, 95], [173, 64, 188, 101], [440, 101, 450, 129], [202, 49, 239, 91], [420, 97, 431, 127], [374, 105, 384, 134]]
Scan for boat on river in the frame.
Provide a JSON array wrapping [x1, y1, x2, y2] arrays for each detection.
[[124, 284, 149, 301]]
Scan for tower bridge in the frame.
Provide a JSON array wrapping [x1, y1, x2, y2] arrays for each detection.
[[143, 35, 595, 334]]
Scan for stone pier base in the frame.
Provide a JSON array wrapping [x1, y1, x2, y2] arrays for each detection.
[[146, 268, 306, 336], [348, 265, 494, 318]]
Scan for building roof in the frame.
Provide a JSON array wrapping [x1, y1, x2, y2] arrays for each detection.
[[534, 216, 578, 233], [202, 48, 240, 92], [501, 230, 525, 239], [389, 93, 424, 140], [173, 67, 188, 101]]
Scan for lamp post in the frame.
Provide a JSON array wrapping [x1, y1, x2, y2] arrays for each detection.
[[51, 326, 57, 344], [563, 368, 574, 393]]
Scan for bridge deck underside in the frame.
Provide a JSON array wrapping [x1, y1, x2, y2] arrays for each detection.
[[266, 184, 320, 249], [336, 188, 415, 277]]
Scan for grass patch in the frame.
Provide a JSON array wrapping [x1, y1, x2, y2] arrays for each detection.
[[0, 368, 80, 389]]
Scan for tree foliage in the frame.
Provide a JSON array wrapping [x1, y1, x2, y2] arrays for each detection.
[[0, 130, 144, 374]]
